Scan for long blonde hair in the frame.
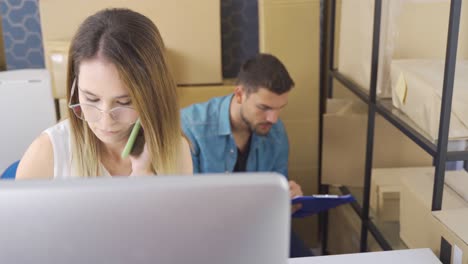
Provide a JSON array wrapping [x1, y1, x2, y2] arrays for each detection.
[[66, 8, 181, 176]]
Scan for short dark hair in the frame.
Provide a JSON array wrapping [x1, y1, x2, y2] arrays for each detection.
[[236, 53, 294, 95]]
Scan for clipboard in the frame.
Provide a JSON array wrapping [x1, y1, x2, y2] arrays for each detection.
[[292, 194, 356, 218]]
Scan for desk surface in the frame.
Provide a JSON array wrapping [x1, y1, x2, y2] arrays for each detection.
[[288, 249, 441, 264]]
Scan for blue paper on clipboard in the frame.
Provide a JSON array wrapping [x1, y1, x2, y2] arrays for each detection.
[[292, 194, 355, 218]]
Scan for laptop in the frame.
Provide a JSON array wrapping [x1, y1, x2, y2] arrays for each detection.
[[0, 173, 290, 264]]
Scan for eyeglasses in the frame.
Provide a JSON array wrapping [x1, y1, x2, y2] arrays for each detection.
[[68, 78, 139, 124]]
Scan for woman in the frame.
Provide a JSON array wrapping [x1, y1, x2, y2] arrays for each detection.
[[17, 8, 192, 178]]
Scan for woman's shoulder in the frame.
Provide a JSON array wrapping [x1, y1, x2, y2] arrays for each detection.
[[16, 120, 72, 180], [178, 135, 193, 174], [16, 132, 54, 179], [44, 119, 70, 136]]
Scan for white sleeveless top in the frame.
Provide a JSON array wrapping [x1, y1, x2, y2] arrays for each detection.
[[44, 120, 110, 178]]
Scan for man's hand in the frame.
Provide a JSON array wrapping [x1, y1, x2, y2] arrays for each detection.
[[289, 181, 303, 214]]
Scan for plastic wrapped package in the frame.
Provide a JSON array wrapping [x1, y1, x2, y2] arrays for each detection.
[[337, 0, 468, 98], [391, 59, 468, 141], [44, 41, 69, 100], [337, 0, 402, 97]]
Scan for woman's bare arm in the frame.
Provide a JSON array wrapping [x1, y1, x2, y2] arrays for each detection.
[[16, 133, 54, 180], [178, 136, 193, 175]]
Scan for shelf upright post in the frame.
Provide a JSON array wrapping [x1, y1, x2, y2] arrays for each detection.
[[432, 0, 462, 211], [318, 0, 337, 255], [359, 0, 382, 252], [327, 0, 336, 98]]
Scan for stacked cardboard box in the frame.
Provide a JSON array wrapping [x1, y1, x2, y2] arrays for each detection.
[[433, 208, 468, 264], [322, 99, 432, 187], [400, 169, 468, 255], [328, 187, 382, 254]]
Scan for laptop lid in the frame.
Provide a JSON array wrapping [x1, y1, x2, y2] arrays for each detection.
[[0, 173, 290, 264]]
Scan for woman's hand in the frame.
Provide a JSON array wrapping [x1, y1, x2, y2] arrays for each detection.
[[129, 143, 153, 176], [127, 125, 153, 176]]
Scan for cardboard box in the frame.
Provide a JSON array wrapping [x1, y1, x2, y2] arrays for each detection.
[[39, 0, 222, 86], [400, 169, 468, 255], [433, 208, 468, 264], [374, 185, 399, 222], [322, 99, 433, 187], [328, 187, 382, 254], [44, 41, 69, 100], [337, 1, 468, 98], [259, 0, 321, 248], [370, 168, 402, 222], [445, 170, 468, 202], [370, 167, 430, 222]]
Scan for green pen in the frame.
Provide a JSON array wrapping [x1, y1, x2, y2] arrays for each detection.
[[121, 119, 141, 159]]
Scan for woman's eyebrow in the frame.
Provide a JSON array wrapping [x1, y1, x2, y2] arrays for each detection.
[[79, 88, 130, 99]]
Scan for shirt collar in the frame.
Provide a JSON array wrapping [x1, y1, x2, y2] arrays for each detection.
[[218, 94, 234, 135]]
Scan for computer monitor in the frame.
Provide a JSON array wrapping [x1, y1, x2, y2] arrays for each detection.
[[0, 173, 290, 264], [0, 69, 56, 173]]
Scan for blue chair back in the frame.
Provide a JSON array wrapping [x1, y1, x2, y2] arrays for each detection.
[[1, 160, 19, 179]]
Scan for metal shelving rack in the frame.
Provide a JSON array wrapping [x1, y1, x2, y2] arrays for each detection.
[[318, 0, 465, 254]]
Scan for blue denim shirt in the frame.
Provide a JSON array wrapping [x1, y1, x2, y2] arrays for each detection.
[[181, 94, 289, 178]]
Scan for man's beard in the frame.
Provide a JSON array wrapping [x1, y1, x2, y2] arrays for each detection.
[[240, 107, 272, 136]]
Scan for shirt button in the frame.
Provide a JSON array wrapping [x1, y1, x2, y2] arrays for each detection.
[[230, 149, 234, 153]]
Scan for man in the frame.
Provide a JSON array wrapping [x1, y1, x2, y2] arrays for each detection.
[[181, 53, 312, 257]]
